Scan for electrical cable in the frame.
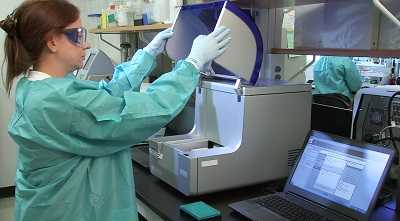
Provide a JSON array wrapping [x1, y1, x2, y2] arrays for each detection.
[[387, 91, 400, 164], [380, 125, 400, 134], [374, 137, 400, 144]]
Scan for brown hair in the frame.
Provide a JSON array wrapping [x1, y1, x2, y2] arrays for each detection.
[[0, 0, 80, 96]]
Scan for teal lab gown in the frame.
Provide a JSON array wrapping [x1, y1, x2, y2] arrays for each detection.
[[313, 56, 362, 100], [8, 50, 199, 221]]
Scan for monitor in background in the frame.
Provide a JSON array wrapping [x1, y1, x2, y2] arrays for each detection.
[[76, 48, 114, 81], [83, 54, 95, 70]]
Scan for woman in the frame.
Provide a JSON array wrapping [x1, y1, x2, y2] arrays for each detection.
[[0, 0, 231, 220], [313, 56, 362, 101]]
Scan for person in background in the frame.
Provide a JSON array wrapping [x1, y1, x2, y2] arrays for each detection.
[[313, 56, 362, 101], [0, 0, 231, 220]]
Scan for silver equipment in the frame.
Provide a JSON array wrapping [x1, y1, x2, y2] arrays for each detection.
[[76, 48, 114, 81], [149, 1, 312, 196], [149, 80, 311, 196]]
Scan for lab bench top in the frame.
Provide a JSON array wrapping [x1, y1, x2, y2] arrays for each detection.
[[132, 161, 400, 221]]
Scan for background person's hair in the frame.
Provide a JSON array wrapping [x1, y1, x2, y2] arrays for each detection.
[[0, 0, 80, 96]]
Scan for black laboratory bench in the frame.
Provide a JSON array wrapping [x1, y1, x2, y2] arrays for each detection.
[[132, 161, 400, 221]]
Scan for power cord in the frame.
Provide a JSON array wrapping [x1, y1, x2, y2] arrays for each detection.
[[387, 91, 400, 164]]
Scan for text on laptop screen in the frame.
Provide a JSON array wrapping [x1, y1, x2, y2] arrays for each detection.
[[290, 134, 390, 213]]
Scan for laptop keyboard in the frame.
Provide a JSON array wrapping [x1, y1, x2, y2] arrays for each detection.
[[255, 195, 326, 221]]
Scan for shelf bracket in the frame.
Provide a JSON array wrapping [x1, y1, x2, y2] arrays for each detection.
[[100, 33, 121, 52], [288, 55, 316, 82]]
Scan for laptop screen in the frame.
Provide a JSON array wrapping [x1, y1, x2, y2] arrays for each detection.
[[289, 131, 393, 216]]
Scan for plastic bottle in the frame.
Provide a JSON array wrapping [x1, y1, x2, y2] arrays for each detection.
[[107, 1, 120, 27], [150, 0, 169, 23], [130, 0, 144, 21], [142, 1, 154, 24], [125, 1, 136, 26], [117, 7, 129, 26], [101, 9, 109, 29]]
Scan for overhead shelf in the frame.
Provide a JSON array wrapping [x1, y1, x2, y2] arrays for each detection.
[[89, 23, 172, 34], [271, 48, 400, 58], [233, 0, 329, 9]]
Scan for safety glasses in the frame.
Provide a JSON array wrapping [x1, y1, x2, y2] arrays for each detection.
[[63, 27, 87, 47]]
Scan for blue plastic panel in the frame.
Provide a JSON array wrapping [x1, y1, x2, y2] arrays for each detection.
[[166, 1, 225, 61], [166, 1, 263, 85]]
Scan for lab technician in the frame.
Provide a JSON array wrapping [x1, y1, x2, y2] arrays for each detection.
[[313, 56, 362, 101], [0, 0, 231, 220]]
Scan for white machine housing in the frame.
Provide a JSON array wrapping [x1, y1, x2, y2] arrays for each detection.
[[149, 80, 311, 196]]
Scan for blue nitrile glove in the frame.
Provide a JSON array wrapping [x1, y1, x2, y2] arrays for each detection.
[[143, 28, 174, 57], [185, 26, 231, 72]]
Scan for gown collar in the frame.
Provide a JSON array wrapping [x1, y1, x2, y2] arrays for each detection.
[[27, 71, 52, 81]]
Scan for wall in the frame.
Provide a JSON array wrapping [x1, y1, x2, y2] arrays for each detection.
[[0, 0, 22, 188]]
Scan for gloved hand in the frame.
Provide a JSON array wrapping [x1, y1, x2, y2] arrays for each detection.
[[185, 26, 231, 72], [143, 28, 174, 57]]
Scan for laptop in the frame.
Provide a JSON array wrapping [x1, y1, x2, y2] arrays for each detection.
[[229, 130, 394, 221]]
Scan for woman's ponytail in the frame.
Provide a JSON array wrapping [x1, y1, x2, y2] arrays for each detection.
[[1, 13, 32, 95]]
